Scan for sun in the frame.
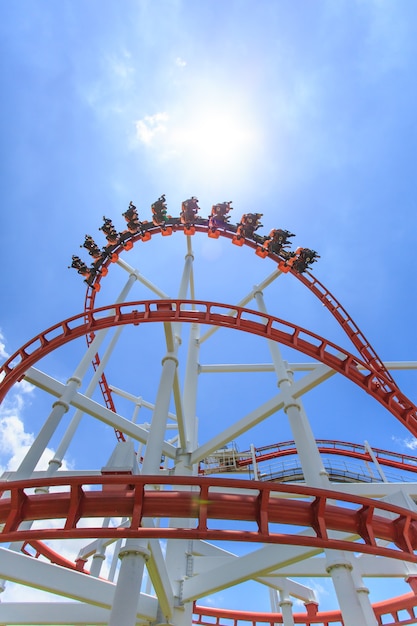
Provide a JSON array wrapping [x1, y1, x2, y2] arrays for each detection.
[[171, 97, 261, 176]]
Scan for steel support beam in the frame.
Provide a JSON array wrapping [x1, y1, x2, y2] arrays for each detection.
[[24, 367, 177, 459], [0, 548, 157, 619]]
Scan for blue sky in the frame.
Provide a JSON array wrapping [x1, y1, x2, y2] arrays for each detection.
[[1, 0, 417, 615]]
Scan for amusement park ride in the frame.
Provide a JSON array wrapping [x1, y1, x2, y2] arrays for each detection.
[[1, 196, 417, 626]]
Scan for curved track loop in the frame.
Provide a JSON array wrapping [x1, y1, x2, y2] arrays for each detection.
[[235, 439, 417, 474], [1, 299, 416, 434], [83, 218, 395, 387], [82, 216, 397, 456], [193, 595, 417, 626], [1, 475, 417, 562]]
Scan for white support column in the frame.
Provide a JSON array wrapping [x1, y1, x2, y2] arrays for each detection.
[[15, 273, 138, 481], [250, 444, 259, 480], [182, 323, 200, 453], [108, 350, 179, 626], [107, 542, 151, 625], [13, 376, 81, 480], [49, 273, 138, 474], [116, 257, 169, 298], [109, 249, 178, 626], [46, 325, 125, 476], [254, 288, 328, 487], [350, 564, 378, 626], [254, 288, 376, 626], [279, 595, 295, 626], [364, 440, 388, 483], [200, 268, 282, 344], [164, 300, 199, 626], [178, 245, 194, 300], [326, 556, 377, 626]]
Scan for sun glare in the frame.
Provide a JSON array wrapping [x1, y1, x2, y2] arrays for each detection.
[[172, 101, 260, 176], [135, 89, 262, 180]]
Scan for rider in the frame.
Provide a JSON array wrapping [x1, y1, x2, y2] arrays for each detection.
[[209, 202, 233, 229], [264, 229, 295, 255], [82, 235, 102, 258], [292, 248, 320, 273], [180, 197, 199, 225], [122, 201, 142, 233], [69, 255, 89, 276], [100, 216, 119, 244], [237, 213, 263, 239], [123, 201, 138, 222], [151, 195, 168, 226]]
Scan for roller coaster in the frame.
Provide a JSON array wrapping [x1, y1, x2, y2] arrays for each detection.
[[1, 196, 417, 625]]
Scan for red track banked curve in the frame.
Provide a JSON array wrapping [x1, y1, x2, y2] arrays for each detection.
[[1, 475, 417, 562], [1, 300, 416, 434]]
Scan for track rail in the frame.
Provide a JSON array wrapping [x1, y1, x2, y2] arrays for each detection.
[[193, 594, 417, 626], [1, 300, 416, 434], [1, 475, 417, 562], [234, 439, 417, 474]]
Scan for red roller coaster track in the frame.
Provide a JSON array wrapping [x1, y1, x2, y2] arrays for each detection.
[[1, 475, 417, 560], [1, 300, 416, 434], [234, 439, 417, 474]]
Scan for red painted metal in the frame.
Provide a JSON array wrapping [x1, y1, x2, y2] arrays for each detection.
[[1, 300, 416, 435], [233, 439, 417, 474], [0, 475, 417, 562], [22, 540, 88, 572], [193, 593, 417, 626], [86, 327, 125, 442]]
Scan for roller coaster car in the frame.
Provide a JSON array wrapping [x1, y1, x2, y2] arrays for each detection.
[[256, 229, 296, 259], [180, 197, 199, 234], [208, 202, 233, 238], [151, 195, 172, 234], [69, 255, 101, 290], [69, 255, 89, 275], [278, 247, 320, 273], [122, 201, 139, 222], [292, 248, 320, 273], [122, 202, 143, 234], [100, 217, 119, 245], [81, 235, 102, 259], [264, 229, 295, 254], [232, 213, 263, 245]]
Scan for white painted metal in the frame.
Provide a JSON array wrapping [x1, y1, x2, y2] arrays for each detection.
[[253, 289, 377, 626]]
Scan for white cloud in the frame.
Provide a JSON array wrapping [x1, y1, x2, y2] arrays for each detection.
[[392, 435, 417, 451], [108, 50, 135, 83], [0, 413, 33, 459], [135, 112, 169, 145], [0, 331, 8, 360], [0, 379, 36, 473], [175, 56, 187, 68]]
